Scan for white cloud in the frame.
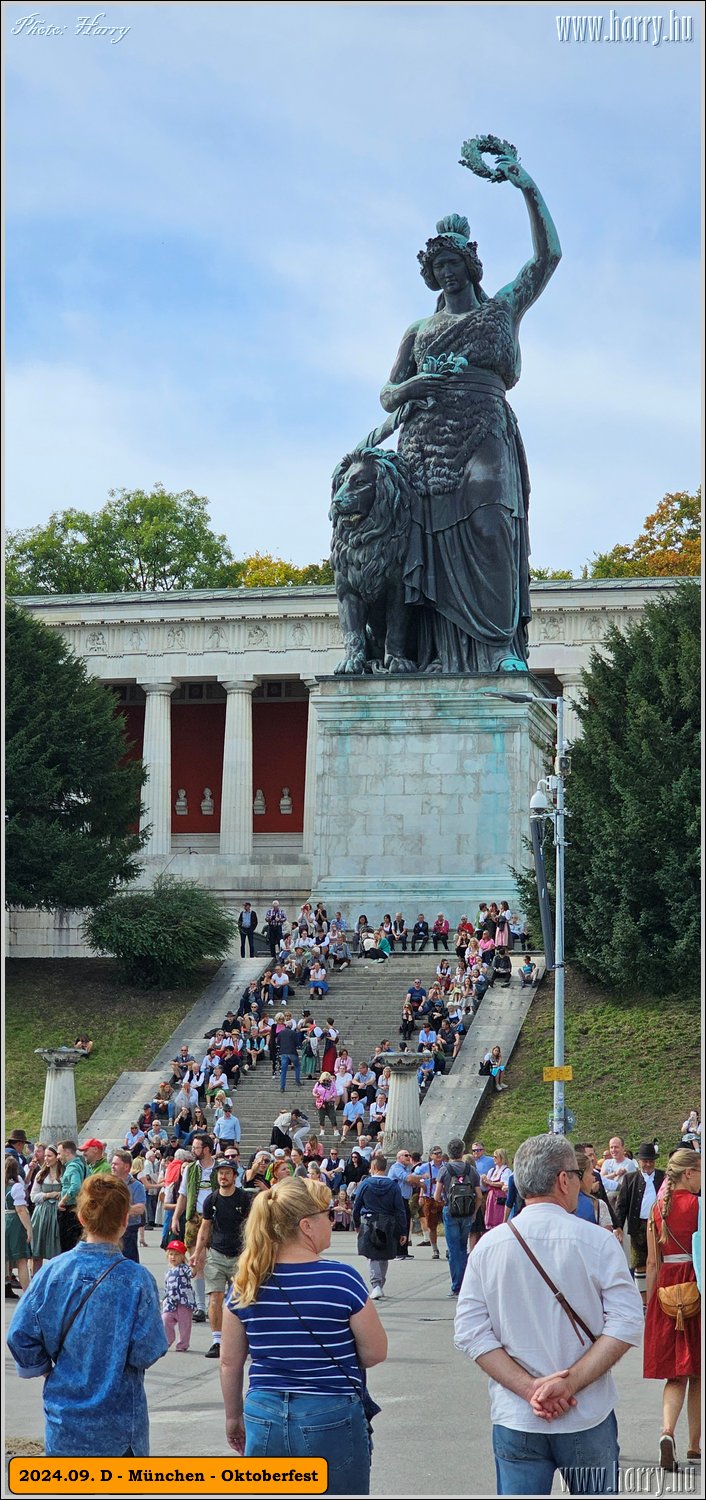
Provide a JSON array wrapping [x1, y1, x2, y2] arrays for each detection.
[[4, 1, 701, 575]]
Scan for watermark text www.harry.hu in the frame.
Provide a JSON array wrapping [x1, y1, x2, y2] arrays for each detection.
[[556, 9, 694, 43]]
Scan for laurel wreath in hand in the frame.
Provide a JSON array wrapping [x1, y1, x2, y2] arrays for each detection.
[[459, 135, 520, 182]]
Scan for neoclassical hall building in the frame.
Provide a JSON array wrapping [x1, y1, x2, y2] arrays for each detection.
[[9, 576, 678, 956]]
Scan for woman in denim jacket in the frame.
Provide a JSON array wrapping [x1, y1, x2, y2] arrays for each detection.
[[7, 1174, 167, 1456]]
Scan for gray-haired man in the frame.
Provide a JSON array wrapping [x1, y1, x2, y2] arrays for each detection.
[[454, 1134, 643, 1496]]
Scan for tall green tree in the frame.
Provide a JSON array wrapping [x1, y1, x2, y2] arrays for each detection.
[[6, 603, 147, 909], [564, 582, 700, 987], [6, 485, 235, 594]]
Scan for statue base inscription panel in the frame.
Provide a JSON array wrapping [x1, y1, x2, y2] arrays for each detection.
[[310, 674, 554, 915]]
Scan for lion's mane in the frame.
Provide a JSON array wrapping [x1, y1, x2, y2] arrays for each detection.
[[330, 448, 413, 602]]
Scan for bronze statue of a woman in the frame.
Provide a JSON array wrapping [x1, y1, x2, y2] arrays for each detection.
[[381, 140, 561, 673], [329, 138, 561, 675]]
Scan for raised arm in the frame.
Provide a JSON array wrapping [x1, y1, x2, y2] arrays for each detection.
[[493, 157, 561, 321]]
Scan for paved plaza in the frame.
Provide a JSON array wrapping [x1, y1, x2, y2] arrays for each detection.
[[4, 1232, 687, 1498]]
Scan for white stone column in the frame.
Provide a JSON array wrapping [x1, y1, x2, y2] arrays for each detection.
[[219, 679, 255, 859], [35, 1048, 85, 1143], [140, 681, 174, 859], [383, 1051, 429, 1157], [555, 672, 584, 745], [302, 679, 320, 863]]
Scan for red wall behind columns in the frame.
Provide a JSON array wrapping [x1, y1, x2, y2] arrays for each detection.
[[252, 701, 307, 832], [119, 704, 145, 761], [170, 705, 226, 832]]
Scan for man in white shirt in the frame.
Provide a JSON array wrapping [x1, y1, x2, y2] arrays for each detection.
[[454, 1133, 643, 1495], [270, 964, 293, 1002], [600, 1137, 638, 1199]]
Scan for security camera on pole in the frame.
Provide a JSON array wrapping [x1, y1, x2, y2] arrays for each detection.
[[528, 694, 569, 1136]]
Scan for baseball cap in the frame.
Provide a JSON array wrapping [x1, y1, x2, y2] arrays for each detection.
[[79, 1138, 104, 1152], [216, 1159, 236, 1172], [273, 1148, 286, 1158], [166, 1239, 186, 1254]]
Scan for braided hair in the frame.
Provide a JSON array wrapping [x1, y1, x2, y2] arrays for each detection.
[[657, 1147, 698, 1244]]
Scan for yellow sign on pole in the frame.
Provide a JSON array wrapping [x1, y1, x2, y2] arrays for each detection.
[[543, 1065, 573, 1082]]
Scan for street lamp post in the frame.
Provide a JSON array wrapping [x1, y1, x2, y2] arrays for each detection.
[[529, 696, 566, 1136], [481, 688, 568, 1135]]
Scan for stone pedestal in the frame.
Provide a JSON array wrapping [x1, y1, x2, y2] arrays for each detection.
[[383, 1051, 428, 1157], [310, 674, 555, 914], [35, 1048, 86, 1143]]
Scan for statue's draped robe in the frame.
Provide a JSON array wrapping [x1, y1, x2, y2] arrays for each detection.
[[399, 298, 531, 672]]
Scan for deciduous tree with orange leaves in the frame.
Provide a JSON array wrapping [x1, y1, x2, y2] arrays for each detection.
[[589, 489, 700, 579]]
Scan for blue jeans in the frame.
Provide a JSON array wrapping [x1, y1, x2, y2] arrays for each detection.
[[493, 1411, 619, 1495], [442, 1208, 472, 1293], [280, 1054, 301, 1089], [244, 1390, 370, 1496]]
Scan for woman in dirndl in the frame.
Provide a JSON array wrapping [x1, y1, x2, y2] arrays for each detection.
[[644, 1148, 701, 1472], [482, 1149, 512, 1229], [5, 1156, 33, 1291], [29, 1144, 63, 1270]]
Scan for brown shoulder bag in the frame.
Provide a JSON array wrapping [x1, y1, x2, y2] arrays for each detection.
[[648, 1207, 701, 1331]]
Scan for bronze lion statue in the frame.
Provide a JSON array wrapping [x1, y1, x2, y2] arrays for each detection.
[[329, 447, 418, 675]]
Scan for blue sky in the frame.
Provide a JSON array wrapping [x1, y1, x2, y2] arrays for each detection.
[[5, 2, 702, 573]]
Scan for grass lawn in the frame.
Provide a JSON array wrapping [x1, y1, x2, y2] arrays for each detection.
[[5, 958, 219, 1140], [474, 966, 700, 1157]]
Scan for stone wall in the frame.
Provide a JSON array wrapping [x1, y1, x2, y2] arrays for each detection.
[[5, 908, 94, 959]]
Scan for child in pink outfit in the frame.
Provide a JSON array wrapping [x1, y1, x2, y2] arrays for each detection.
[[162, 1239, 196, 1351]]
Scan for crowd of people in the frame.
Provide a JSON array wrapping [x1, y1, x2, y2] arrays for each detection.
[[6, 1114, 701, 1484], [5, 893, 701, 1490]]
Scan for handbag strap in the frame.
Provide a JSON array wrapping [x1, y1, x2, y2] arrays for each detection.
[[54, 1256, 122, 1360], [271, 1273, 363, 1400], [648, 1205, 691, 1262], [507, 1222, 597, 1347]]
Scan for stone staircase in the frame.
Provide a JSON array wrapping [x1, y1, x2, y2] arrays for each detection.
[[82, 948, 543, 1162], [232, 952, 444, 1161]]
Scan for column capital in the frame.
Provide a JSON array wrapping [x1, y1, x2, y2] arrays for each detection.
[[220, 678, 256, 694], [140, 680, 175, 696], [304, 678, 321, 692]]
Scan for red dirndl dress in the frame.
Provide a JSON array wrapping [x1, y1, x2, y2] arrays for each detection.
[[643, 1191, 700, 1379]]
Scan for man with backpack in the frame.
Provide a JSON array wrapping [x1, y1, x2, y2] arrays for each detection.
[[352, 1154, 407, 1300], [434, 1137, 482, 1297]]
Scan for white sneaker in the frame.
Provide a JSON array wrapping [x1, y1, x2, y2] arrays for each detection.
[[370, 1286, 383, 1300], [319, 1129, 325, 1137], [333, 1130, 341, 1138]]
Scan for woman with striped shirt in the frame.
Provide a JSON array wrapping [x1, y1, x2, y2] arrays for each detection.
[[220, 1176, 387, 1494]]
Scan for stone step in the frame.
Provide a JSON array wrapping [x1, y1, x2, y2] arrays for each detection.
[[79, 948, 537, 1164]]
